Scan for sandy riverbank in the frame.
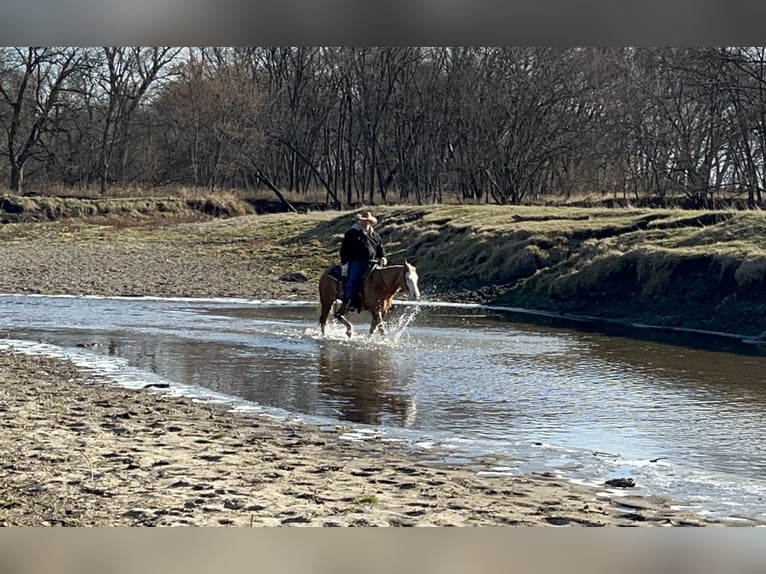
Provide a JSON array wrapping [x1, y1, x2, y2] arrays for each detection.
[[1, 349, 759, 527]]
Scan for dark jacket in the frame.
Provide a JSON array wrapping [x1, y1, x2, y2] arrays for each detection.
[[340, 223, 385, 263]]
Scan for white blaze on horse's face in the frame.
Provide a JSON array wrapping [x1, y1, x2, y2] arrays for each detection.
[[405, 266, 420, 300]]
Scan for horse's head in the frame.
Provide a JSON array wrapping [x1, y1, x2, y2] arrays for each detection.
[[403, 260, 420, 300]]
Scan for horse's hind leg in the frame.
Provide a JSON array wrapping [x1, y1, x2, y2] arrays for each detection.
[[318, 280, 338, 336], [319, 302, 332, 335]]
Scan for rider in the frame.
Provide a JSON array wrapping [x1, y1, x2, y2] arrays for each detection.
[[340, 211, 386, 312]]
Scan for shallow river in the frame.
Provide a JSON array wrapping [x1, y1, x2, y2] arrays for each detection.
[[2, 293, 765, 522]]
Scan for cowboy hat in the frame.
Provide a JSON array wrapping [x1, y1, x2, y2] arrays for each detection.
[[356, 211, 378, 225]]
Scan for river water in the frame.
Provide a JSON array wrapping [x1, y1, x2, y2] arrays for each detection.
[[1, 293, 765, 522]]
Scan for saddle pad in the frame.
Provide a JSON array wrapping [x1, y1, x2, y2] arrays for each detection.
[[328, 265, 343, 281]]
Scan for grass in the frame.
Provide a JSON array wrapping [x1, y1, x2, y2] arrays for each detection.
[[353, 494, 380, 505]]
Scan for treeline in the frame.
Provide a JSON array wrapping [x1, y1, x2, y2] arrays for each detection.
[[1, 47, 766, 209]]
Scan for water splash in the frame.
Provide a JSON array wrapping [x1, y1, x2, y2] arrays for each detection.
[[389, 305, 421, 343], [305, 302, 422, 346]]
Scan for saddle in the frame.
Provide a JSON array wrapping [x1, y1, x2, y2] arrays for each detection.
[[329, 263, 379, 283], [328, 265, 344, 282], [329, 263, 380, 311]]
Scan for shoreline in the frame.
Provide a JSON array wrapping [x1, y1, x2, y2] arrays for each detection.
[[6, 286, 763, 355]]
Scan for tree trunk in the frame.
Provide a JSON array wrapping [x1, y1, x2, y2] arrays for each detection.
[[100, 164, 109, 196], [10, 162, 23, 193], [345, 84, 353, 207], [368, 132, 376, 205], [255, 169, 297, 213], [278, 138, 342, 208]]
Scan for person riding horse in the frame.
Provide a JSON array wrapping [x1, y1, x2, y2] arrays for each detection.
[[339, 211, 386, 312]]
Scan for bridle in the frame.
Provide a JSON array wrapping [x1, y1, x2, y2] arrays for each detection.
[[398, 265, 414, 297]]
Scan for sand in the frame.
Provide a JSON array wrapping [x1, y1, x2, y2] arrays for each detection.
[[2, 350, 760, 527]]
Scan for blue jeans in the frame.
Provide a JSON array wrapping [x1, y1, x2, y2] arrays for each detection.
[[343, 260, 369, 309]]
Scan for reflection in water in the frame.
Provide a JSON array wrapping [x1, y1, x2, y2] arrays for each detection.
[[317, 342, 416, 427]]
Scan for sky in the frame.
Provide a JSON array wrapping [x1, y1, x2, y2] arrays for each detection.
[[2, 0, 764, 46]]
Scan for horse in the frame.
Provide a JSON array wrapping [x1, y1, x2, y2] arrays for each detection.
[[318, 261, 420, 338]]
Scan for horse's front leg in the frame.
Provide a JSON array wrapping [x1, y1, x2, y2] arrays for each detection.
[[334, 303, 354, 338], [370, 297, 393, 337], [369, 308, 385, 337]]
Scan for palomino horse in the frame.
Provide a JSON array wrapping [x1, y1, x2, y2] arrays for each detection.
[[318, 261, 420, 337]]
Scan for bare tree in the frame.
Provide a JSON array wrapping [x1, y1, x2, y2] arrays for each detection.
[[5, 46, 766, 210], [247, 47, 342, 206], [709, 47, 766, 207], [91, 47, 181, 195], [0, 47, 84, 193], [478, 48, 592, 204], [154, 48, 264, 192], [348, 47, 416, 205]]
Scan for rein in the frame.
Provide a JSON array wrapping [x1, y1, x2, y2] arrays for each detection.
[[374, 265, 404, 297], [374, 265, 390, 295]]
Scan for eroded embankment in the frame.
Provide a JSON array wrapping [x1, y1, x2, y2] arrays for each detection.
[[302, 206, 766, 338], [0, 194, 255, 222]]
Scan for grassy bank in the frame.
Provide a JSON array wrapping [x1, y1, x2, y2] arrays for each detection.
[[1, 194, 765, 338]]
